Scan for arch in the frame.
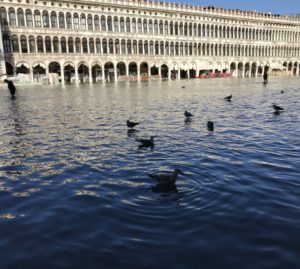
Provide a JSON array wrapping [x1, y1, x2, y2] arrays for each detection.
[[140, 62, 149, 79], [117, 62, 126, 78], [5, 62, 14, 76], [104, 62, 115, 82], [245, 62, 251, 77], [32, 63, 46, 83], [63, 63, 75, 83], [230, 62, 237, 77], [128, 62, 138, 78], [251, 62, 257, 77], [16, 62, 29, 74], [92, 62, 102, 83], [78, 62, 89, 83], [161, 64, 168, 79]]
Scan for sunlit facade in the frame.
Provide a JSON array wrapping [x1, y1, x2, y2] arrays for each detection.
[[1, 0, 300, 84]]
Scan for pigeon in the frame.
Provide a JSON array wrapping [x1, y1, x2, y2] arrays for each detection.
[[272, 104, 284, 111], [136, 136, 155, 148], [127, 120, 140, 128], [207, 121, 214, 131], [224, 94, 232, 101], [148, 169, 184, 185], [184, 110, 194, 118]]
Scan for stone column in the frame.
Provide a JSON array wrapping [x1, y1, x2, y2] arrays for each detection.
[[102, 66, 105, 84], [75, 64, 79, 84], [137, 63, 140, 82], [61, 64, 65, 85], [114, 65, 118, 83], [30, 67, 34, 83], [89, 64, 93, 84], [168, 68, 171, 80]]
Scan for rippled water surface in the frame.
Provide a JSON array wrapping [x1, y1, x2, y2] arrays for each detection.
[[0, 77, 300, 269]]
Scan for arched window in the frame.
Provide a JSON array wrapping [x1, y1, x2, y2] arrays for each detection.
[[121, 39, 126, 54], [132, 18, 136, 33], [75, 38, 81, 53], [37, 36, 44, 52], [138, 40, 143, 54], [45, 36, 51, 53], [133, 40, 137, 54], [96, 38, 101, 53], [9, 8, 16, 26], [150, 41, 153, 54], [25, 10, 33, 27], [68, 37, 74, 53], [29, 36, 35, 53], [102, 39, 107, 54], [179, 22, 183, 35], [120, 17, 125, 32], [160, 41, 164, 55], [87, 14, 93, 30], [175, 22, 178, 35], [108, 39, 113, 53], [107, 16, 112, 31], [159, 21, 163, 34], [82, 37, 88, 53], [143, 19, 147, 34], [94, 15, 100, 30], [20, 35, 28, 53], [89, 38, 95, 53], [101, 16, 106, 31], [170, 22, 174, 35], [80, 14, 86, 30], [115, 39, 120, 54], [53, 37, 59, 53], [149, 20, 153, 34], [34, 10, 41, 27], [61, 37, 67, 53], [17, 9, 25, 26], [154, 20, 158, 34], [114, 16, 119, 32], [59, 12, 65, 29], [51, 12, 57, 28], [42, 11, 49, 28], [0, 7, 8, 25], [127, 40, 132, 54], [126, 17, 130, 32], [3, 34, 11, 53], [144, 40, 148, 54], [164, 21, 168, 35], [73, 13, 79, 29], [138, 19, 142, 33], [66, 13, 72, 29]]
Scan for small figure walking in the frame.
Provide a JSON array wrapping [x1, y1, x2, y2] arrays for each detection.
[[263, 69, 268, 84], [4, 79, 16, 98]]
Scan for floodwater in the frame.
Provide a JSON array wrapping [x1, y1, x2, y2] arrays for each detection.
[[0, 77, 300, 269]]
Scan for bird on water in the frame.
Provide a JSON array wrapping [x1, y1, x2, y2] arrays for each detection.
[[127, 120, 140, 128], [207, 121, 214, 131], [4, 79, 16, 98], [148, 169, 184, 185], [224, 94, 232, 101], [136, 136, 155, 148], [184, 110, 194, 118], [272, 104, 284, 111]]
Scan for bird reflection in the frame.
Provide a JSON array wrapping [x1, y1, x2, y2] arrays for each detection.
[[151, 183, 178, 193], [127, 128, 139, 137], [273, 111, 282, 116], [184, 117, 192, 125]]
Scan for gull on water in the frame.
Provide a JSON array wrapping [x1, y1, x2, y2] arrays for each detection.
[[148, 169, 184, 185], [127, 120, 140, 128]]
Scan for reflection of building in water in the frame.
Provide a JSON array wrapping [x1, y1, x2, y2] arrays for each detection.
[[0, 1, 300, 84]]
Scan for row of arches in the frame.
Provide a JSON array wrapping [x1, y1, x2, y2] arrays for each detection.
[[6, 60, 299, 84], [3, 34, 300, 58], [1, 7, 300, 42]]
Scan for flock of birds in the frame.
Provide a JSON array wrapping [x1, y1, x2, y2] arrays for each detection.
[[126, 91, 285, 190]]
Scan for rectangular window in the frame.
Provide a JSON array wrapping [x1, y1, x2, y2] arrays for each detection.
[[81, 18, 86, 30], [43, 15, 49, 27], [59, 15, 65, 28], [95, 19, 100, 30], [9, 13, 16, 26], [51, 15, 57, 28], [74, 17, 79, 29], [67, 17, 72, 29]]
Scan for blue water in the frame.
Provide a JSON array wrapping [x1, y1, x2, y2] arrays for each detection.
[[0, 77, 300, 269]]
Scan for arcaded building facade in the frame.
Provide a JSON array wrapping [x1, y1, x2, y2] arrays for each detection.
[[1, 0, 300, 84]]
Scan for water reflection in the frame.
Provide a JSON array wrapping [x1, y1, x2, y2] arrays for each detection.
[[0, 77, 300, 269]]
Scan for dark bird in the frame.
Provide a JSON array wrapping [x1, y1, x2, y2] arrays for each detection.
[[148, 169, 184, 185], [272, 104, 284, 111], [182, 86, 185, 89], [136, 136, 155, 148], [127, 120, 140, 128], [224, 94, 232, 101], [207, 121, 214, 131], [281, 90, 284, 94], [184, 110, 194, 118], [4, 79, 16, 98]]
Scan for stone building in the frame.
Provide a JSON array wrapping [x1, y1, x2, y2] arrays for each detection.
[[1, 0, 300, 84]]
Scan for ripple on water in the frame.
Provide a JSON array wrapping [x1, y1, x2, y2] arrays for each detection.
[[0, 77, 300, 269]]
